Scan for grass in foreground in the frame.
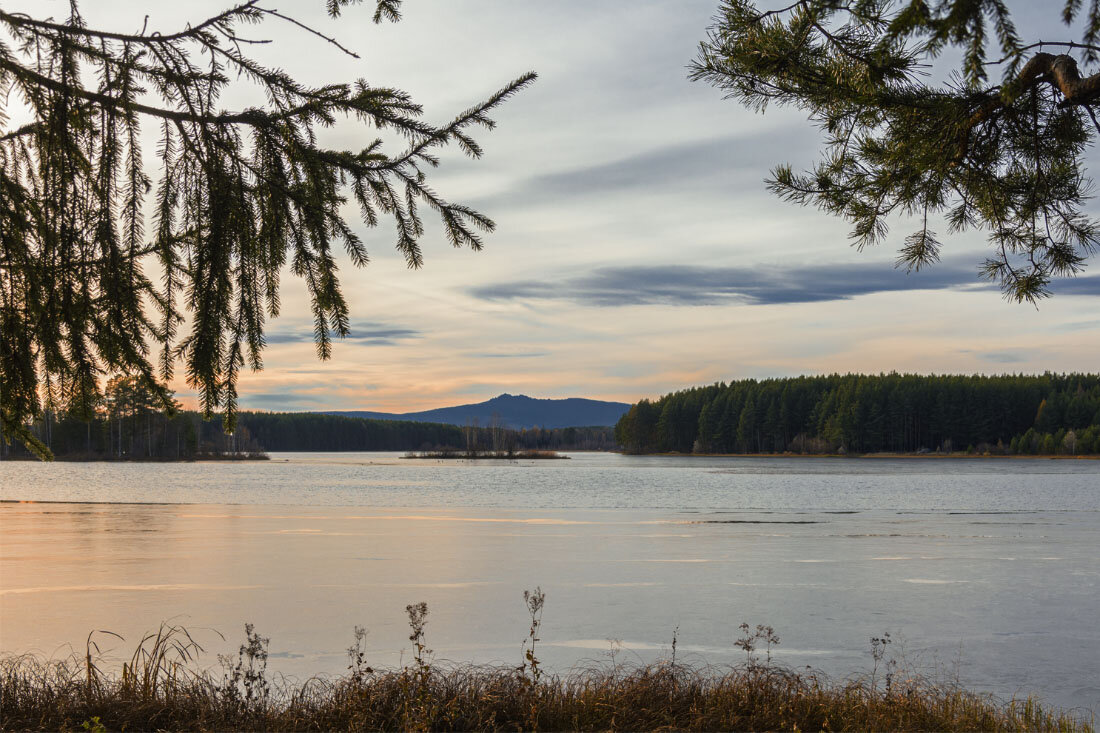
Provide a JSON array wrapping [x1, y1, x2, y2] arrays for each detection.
[[1, 596, 1092, 732]]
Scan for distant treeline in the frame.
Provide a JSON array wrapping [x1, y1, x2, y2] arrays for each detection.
[[0, 376, 266, 460], [2, 410, 263, 460], [615, 373, 1100, 456], [227, 413, 617, 453], [4, 385, 617, 459]]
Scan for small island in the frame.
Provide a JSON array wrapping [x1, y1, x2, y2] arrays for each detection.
[[402, 449, 568, 459]]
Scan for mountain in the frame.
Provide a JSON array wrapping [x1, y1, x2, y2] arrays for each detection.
[[324, 393, 631, 430]]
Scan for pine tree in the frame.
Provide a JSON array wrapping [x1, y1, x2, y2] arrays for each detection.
[[736, 395, 757, 452], [0, 0, 535, 459], [692, 1, 1099, 302]]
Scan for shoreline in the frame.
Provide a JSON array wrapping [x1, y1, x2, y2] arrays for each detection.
[[632, 451, 1100, 460], [402, 449, 568, 460], [0, 453, 270, 463]]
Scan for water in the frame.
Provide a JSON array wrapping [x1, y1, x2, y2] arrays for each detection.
[[2, 453, 1098, 714]]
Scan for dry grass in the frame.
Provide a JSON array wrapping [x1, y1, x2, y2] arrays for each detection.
[[1, 615, 1092, 732]]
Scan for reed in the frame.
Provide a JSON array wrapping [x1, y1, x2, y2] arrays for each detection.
[[1, 601, 1091, 732]]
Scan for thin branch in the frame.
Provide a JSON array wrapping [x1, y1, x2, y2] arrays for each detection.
[[258, 8, 359, 59], [1088, 104, 1100, 134], [984, 40, 1100, 66], [751, 1, 808, 23], [0, 2, 261, 45], [0, 56, 350, 127]]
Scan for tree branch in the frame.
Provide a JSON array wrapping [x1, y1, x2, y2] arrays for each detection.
[[956, 52, 1100, 162], [258, 8, 359, 59], [0, 56, 348, 127], [0, 3, 261, 45]]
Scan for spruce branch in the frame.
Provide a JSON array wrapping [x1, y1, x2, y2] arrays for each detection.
[[0, 0, 533, 459]]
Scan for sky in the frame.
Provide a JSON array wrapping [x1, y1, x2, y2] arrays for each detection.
[[18, 0, 1100, 412]]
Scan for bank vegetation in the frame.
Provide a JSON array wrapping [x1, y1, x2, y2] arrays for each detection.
[[1, 598, 1091, 732]]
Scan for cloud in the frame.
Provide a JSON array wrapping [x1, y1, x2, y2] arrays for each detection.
[[465, 351, 550, 359], [469, 131, 800, 210], [265, 321, 421, 346], [978, 351, 1027, 364], [1053, 319, 1100, 332], [239, 392, 317, 409], [1049, 276, 1100, 296], [520, 136, 761, 196], [469, 260, 1029, 307]]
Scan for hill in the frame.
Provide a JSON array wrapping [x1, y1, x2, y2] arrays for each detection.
[[325, 393, 631, 430]]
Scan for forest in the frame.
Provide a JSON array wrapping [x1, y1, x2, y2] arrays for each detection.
[[1, 376, 615, 459], [615, 373, 1100, 456], [234, 413, 616, 453]]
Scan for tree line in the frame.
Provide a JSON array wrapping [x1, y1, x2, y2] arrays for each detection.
[[1, 376, 615, 459], [1, 376, 262, 460], [615, 373, 1100, 456], [224, 413, 619, 453]]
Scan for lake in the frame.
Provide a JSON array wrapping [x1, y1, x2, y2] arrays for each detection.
[[1, 452, 1098, 714]]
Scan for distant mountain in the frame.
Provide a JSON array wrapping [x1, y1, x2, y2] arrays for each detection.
[[324, 393, 631, 430]]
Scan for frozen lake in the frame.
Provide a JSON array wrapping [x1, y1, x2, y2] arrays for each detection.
[[2, 452, 1098, 713]]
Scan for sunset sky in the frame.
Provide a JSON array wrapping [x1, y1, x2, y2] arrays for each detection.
[[29, 0, 1100, 412]]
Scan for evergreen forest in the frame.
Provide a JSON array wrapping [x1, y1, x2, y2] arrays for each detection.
[[614, 374, 1100, 456]]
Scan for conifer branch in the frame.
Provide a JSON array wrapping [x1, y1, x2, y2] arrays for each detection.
[[693, 0, 1099, 305], [0, 0, 532, 459]]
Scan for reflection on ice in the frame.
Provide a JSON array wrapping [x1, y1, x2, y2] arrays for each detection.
[[583, 582, 661, 587], [552, 639, 834, 657], [1, 584, 263, 595], [1, 452, 1098, 714]]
